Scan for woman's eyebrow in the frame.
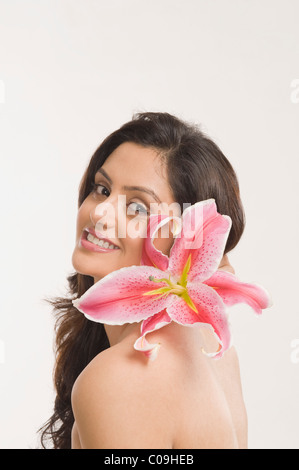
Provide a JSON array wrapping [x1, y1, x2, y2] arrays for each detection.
[[96, 168, 162, 203]]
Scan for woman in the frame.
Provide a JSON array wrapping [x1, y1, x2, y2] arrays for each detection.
[[40, 112, 248, 449]]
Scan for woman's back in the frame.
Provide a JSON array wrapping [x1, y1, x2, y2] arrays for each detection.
[[172, 335, 247, 448], [71, 322, 247, 449], [39, 112, 271, 449]]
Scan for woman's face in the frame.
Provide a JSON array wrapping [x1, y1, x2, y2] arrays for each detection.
[[72, 142, 178, 283]]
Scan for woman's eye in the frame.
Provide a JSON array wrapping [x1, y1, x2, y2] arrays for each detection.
[[91, 184, 148, 215], [92, 183, 110, 197], [127, 202, 148, 216]]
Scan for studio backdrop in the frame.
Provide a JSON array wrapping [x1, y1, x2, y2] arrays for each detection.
[[0, 0, 298, 449]]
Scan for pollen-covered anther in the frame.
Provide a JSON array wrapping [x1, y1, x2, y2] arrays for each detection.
[[145, 271, 198, 314]]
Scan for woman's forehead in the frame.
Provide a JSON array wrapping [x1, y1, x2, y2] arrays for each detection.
[[97, 142, 174, 202], [102, 142, 162, 171]]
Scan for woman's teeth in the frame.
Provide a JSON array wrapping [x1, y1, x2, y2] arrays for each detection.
[[87, 233, 118, 250]]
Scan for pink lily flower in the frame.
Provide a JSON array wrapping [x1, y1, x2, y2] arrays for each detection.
[[73, 199, 272, 360]]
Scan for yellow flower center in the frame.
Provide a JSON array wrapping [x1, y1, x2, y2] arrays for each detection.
[[143, 254, 198, 314]]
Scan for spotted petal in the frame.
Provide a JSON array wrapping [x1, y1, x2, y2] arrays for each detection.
[[168, 199, 232, 283], [204, 270, 273, 314], [166, 282, 231, 358], [72, 265, 174, 325]]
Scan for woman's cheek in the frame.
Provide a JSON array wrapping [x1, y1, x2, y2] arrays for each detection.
[[126, 215, 148, 240]]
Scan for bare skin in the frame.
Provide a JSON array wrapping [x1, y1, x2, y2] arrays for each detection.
[[71, 320, 247, 449], [71, 142, 247, 449]]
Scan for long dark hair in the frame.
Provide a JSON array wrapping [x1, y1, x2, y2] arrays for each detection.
[[39, 112, 245, 448]]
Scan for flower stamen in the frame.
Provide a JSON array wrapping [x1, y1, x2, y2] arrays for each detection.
[[144, 254, 198, 314]]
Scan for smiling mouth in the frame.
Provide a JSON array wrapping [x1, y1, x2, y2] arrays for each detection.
[[83, 230, 119, 250]]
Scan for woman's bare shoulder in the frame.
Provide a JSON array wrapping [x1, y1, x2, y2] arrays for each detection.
[[71, 325, 246, 448], [71, 340, 179, 448], [72, 325, 242, 407]]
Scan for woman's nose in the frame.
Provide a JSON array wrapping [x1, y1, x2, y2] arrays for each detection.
[[90, 200, 117, 238], [89, 196, 126, 239]]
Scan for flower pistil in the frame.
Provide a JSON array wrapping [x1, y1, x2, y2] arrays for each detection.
[[143, 254, 198, 314]]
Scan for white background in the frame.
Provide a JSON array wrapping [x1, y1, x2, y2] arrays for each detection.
[[0, 0, 298, 449]]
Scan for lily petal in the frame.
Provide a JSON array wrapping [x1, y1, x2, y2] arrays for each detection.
[[133, 337, 161, 361], [140, 214, 172, 271], [204, 270, 273, 315], [134, 310, 172, 360], [72, 265, 174, 325], [166, 282, 231, 358], [168, 199, 232, 283]]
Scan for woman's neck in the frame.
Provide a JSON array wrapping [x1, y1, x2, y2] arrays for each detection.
[[104, 323, 140, 347]]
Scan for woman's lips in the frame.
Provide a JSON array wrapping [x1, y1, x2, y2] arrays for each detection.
[[87, 227, 120, 246], [80, 230, 120, 253]]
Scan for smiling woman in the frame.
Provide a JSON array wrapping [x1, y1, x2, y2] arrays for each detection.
[[39, 112, 247, 449], [72, 142, 177, 283]]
